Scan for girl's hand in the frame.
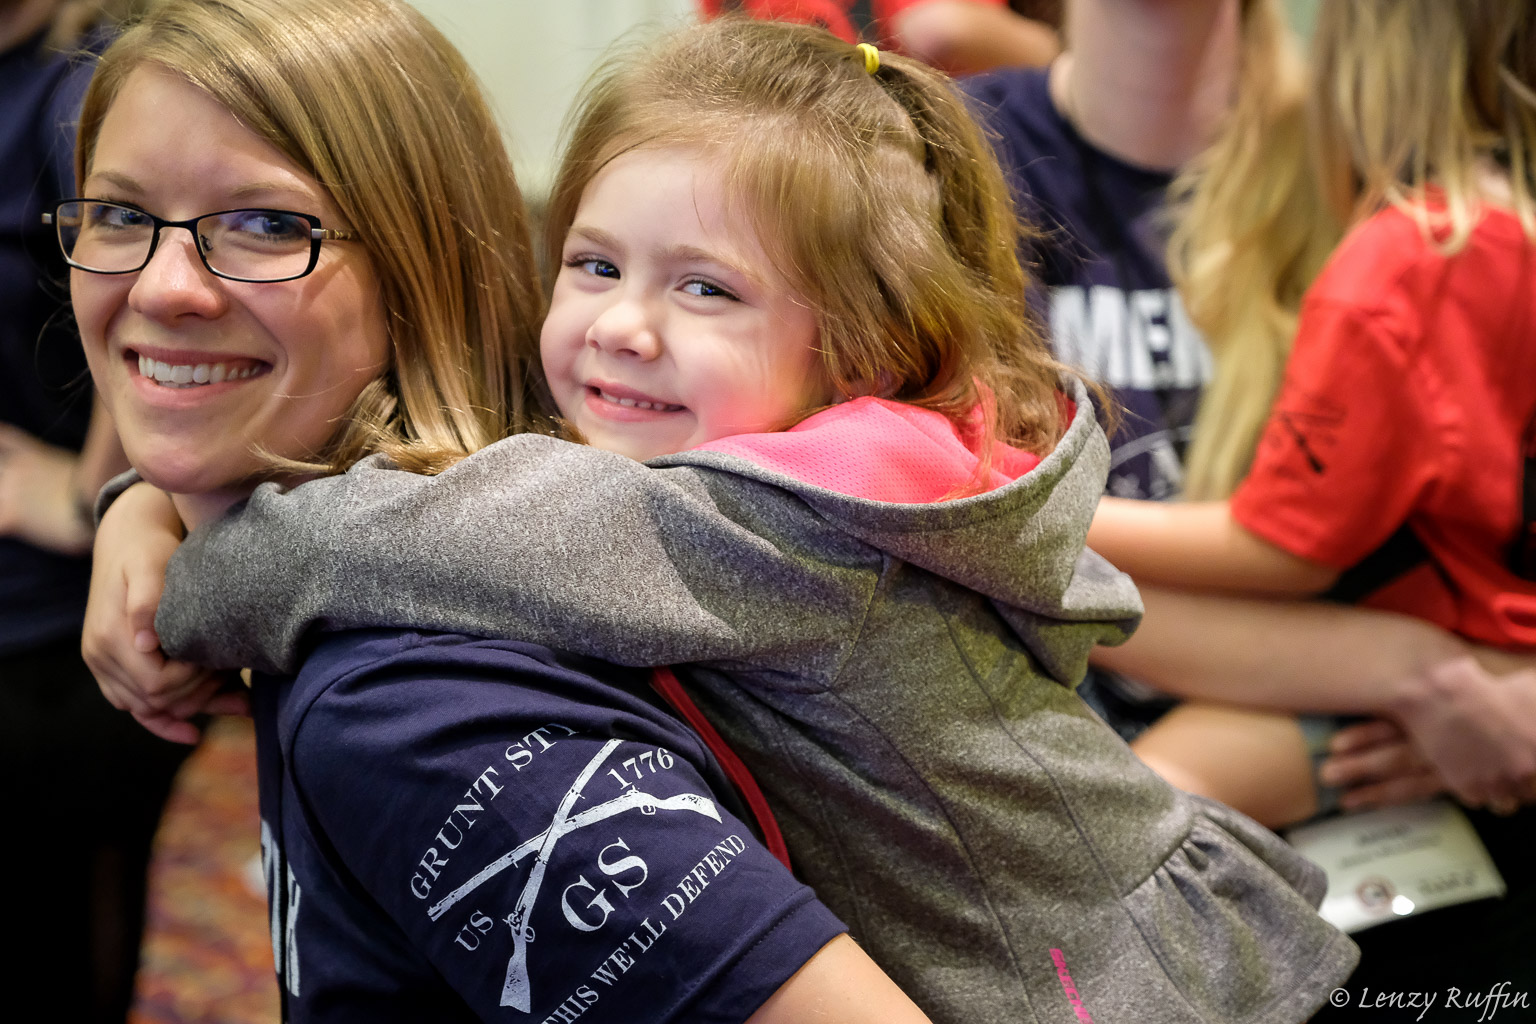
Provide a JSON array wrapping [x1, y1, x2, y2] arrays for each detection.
[[0, 423, 94, 556], [1318, 719, 1445, 812], [82, 482, 234, 744], [1387, 657, 1536, 813]]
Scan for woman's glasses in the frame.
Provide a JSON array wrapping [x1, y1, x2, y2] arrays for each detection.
[[44, 199, 360, 283]]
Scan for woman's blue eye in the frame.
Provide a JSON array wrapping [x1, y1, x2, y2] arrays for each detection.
[[681, 278, 736, 300], [88, 203, 150, 230], [229, 210, 307, 241]]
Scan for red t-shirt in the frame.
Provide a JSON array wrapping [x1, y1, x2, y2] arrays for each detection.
[[1231, 204, 1536, 649], [696, 0, 1003, 47]]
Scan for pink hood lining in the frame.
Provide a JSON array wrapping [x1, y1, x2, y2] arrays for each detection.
[[692, 397, 1043, 505]]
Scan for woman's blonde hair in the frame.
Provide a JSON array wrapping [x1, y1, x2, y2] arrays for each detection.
[[1174, 0, 1536, 499], [1168, 0, 1339, 500], [545, 16, 1073, 458], [76, 0, 550, 475], [1312, 0, 1536, 246]]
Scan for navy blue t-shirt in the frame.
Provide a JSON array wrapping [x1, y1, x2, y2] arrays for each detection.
[[253, 630, 844, 1023], [961, 66, 1211, 502], [0, 31, 98, 655]]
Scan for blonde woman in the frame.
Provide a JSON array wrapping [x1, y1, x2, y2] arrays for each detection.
[[70, 1, 934, 1018]]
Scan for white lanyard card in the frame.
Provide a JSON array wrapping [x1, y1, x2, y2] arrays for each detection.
[[1285, 799, 1507, 933]]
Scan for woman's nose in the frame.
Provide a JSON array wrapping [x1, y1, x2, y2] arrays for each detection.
[[127, 227, 229, 321], [585, 292, 662, 361]]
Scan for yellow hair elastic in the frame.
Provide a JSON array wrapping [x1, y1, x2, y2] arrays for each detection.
[[856, 42, 880, 75]]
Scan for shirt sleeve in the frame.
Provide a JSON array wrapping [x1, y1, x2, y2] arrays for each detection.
[[286, 642, 845, 1023], [1230, 294, 1440, 570], [156, 433, 871, 675]]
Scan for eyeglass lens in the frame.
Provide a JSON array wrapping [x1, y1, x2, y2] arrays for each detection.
[[54, 201, 316, 281]]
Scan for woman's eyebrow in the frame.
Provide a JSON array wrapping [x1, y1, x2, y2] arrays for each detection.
[[226, 180, 321, 205], [82, 169, 144, 195], [80, 173, 318, 208]]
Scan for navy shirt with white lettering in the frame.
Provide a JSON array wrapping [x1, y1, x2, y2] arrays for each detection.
[[961, 66, 1211, 501], [253, 630, 844, 1023]]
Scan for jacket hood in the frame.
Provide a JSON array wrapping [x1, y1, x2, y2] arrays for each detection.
[[656, 376, 1143, 684]]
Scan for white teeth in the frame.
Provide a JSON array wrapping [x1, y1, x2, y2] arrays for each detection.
[[598, 390, 678, 412], [136, 355, 259, 387]]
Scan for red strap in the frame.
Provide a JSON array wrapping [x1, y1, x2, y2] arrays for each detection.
[[650, 667, 792, 870]]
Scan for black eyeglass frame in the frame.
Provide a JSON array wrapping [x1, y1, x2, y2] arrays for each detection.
[[42, 199, 361, 284]]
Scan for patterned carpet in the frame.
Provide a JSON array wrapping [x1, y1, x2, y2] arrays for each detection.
[[129, 716, 280, 1024]]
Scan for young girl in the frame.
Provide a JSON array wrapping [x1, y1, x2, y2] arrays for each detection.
[[91, 17, 1356, 1022]]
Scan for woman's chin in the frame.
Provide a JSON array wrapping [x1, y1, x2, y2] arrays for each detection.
[[128, 446, 259, 504]]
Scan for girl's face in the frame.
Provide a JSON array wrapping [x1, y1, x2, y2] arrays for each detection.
[[73, 66, 389, 526], [540, 146, 826, 462]]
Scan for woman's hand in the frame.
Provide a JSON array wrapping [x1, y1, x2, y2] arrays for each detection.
[[82, 482, 242, 743], [1383, 657, 1536, 813], [1318, 719, 1446, 812], [0, 423, 94, 556]]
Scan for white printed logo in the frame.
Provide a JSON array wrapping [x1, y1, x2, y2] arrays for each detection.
[[423, 739, 721, 1011]]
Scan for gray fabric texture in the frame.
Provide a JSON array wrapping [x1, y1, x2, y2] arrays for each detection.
[[157, 380, 1356, 1023]]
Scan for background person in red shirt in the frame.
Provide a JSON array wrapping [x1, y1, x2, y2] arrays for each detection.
[[696, 0, 1059, 74]]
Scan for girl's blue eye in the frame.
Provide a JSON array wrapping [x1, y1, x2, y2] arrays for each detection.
[[570, 257, 618, 279], [681, 278, 737, 300]]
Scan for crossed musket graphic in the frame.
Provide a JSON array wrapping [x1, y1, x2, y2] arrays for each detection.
[[425, 739, 722, 1011]]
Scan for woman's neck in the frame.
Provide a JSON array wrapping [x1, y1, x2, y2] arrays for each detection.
[[1049, 0, 1240, 172]]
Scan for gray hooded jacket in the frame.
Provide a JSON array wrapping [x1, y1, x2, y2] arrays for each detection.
[[156, 380, 1356, 1023]]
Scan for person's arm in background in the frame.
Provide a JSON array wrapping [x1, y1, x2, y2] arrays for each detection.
[[0, 395, 127, 556], [887, 0, 1058, 75], [1094, 586, 1536, 810], [1087, 496, 1339, 596]]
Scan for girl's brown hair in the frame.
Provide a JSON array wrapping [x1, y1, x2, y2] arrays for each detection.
[[546, 16, 1074, 458], [76, 0, 550, 475]]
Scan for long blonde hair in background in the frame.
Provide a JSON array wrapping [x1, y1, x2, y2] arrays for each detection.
[[1311, 0, 1536, 248], [1167, 0, 1339, 501]]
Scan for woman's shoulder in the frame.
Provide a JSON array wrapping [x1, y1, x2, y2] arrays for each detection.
[[1309, 201, 1533, 321], [283, 630, 682, 749]]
